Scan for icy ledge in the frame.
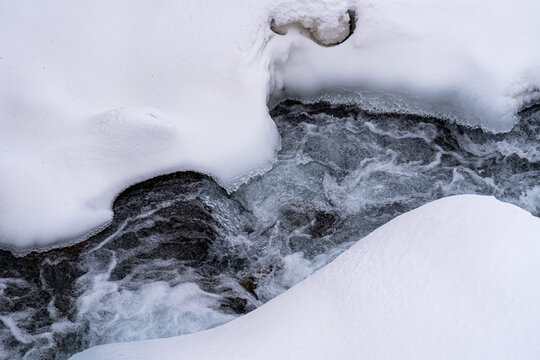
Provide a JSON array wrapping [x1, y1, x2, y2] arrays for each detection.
[[1, 0, 540, 249], [70, 195, 540, 360]]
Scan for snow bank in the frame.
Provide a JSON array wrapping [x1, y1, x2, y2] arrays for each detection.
[[271, 0, 540, 130], [0, 1, 279, 249], [70, 195, 540, 360], [2, 0, 540, 249]]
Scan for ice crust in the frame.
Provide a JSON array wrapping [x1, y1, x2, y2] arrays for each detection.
[[70, 195, 540, 360], [1, 0, 540, 249]]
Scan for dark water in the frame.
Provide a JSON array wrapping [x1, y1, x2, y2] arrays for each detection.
[[1, 101, 538, 359]]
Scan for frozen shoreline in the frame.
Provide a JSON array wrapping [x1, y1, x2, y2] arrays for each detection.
[[1, 100, 538, 359], [1, 0, 540, 249]]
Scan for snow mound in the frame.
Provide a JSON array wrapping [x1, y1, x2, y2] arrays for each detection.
[[70, 195, 540, 360], [2, 0, 540, 249], [272, 0, 540, 130], [0, 0, 278, 250]]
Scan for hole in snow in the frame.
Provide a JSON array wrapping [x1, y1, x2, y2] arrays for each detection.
[[270, 9, 357, 47]]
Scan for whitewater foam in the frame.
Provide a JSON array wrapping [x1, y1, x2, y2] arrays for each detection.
[[1, 101, 537, 359]]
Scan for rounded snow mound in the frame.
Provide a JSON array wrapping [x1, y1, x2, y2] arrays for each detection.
[[71, 195, 540, 360], [2, 0, 540, 250]]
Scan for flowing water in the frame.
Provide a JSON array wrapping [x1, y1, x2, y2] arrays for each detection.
[[1, 100, 539, 359]]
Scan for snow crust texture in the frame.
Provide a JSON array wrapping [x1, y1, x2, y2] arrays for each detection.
[[1, 0, 540, 248], [70, 195, 540, 360]]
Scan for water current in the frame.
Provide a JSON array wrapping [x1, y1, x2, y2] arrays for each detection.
[[1, 100, 538, 359]]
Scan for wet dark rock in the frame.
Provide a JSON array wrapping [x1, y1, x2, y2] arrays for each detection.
[[41, 261, 83, 292], [310, 211, 338, 237], [109, 232, 140, 250], [239, 276, 258, 298], [220, 297, 249, 314]]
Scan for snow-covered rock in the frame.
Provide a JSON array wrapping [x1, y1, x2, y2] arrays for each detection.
[[70, 195, 540, 360], [1, 0, 540, 249], [0, 0, 280, 249], [273, 0, 540, 130]]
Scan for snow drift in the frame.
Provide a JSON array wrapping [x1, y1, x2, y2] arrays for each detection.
[[70, 195, 540, 360], [1, 0, 540, 249]]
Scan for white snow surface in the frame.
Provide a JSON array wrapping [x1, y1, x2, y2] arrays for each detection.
[[70, 195, 540, 360], [1, 0, 540, 249]]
